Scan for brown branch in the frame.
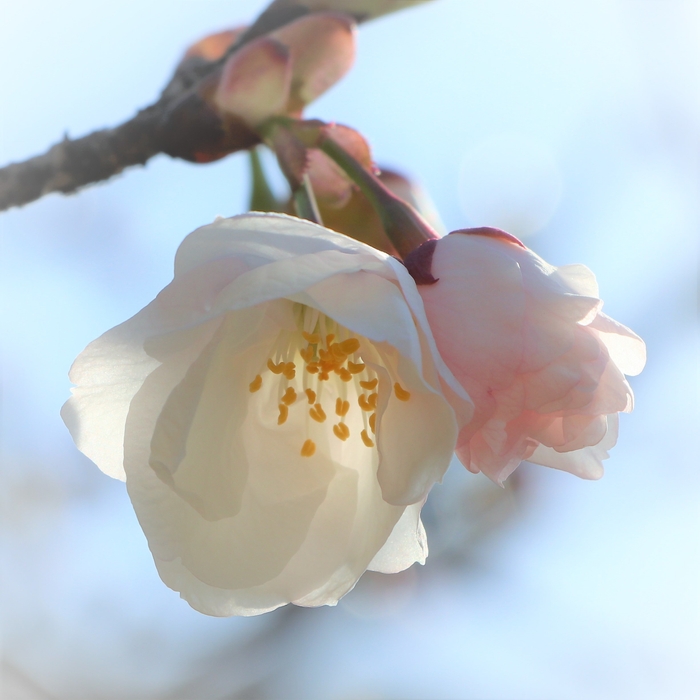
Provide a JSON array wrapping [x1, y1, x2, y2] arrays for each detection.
[[0, 109, 160, 210], [0, 0, 434, 212]]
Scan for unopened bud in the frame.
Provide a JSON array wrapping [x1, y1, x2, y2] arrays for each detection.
[[214, 37, 292, 127], [304, 123, 373, 208], [319, 168, 444, 256], [271, 12, 356, 112], [183, 28, 246, 62]]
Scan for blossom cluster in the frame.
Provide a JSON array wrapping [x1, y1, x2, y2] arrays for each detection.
[[61, 6, 645, 616], [62, 213, 644, 616]]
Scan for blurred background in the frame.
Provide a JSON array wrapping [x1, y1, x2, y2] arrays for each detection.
[[1, 0, 698, 698]]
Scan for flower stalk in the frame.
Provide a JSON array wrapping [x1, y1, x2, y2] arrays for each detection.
[[316, 133, 438, 258], [263, 117, 439, 258], [248, 147, 285, 212], [293, 173, 323, 224]]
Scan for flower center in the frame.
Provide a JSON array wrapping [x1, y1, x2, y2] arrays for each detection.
[[248, 305, 410, 456]]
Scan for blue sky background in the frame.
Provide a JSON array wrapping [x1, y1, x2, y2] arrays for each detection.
[[1, 1, 699, 698]]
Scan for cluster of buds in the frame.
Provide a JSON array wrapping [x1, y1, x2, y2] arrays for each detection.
[[164, 12, 437, 262], [159, 12, 356, 163]]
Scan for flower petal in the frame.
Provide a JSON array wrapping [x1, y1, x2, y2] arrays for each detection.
[[61, 258, 244, 480], [368, 502, 427, 573], [528, 414, 619, 479], [589, 312, 647, 376]]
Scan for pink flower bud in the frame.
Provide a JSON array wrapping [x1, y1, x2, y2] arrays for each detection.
[[183, 28, 246, 62], [214, 36, 292, 127], [271, 12, 356, 112], [305, 123, 374, 208], [406, 229, 646, 484]]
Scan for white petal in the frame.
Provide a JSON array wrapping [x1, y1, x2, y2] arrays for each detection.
[[368, 502, 427, 574], [212, 248, 388, 316], [174, 212, 390, 278], [61, 257, 248, 480]]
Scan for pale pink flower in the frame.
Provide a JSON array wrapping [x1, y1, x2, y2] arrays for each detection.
[[406, 227, 646, 484]]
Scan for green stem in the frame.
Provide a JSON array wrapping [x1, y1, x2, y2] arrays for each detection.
[[248, 147, 283, 212], [293, 174, 323, 225]]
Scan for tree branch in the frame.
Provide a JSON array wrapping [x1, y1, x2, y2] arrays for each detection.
[[0, 0, 434, 212]]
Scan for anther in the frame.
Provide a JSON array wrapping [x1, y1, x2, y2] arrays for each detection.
[[348, 361, 365, 374], [368, 392, 378, 409], [301, 439, 316, 457], [281, 387, 297, 406], [361, 429, 375, 448], [333, 423, 350, 441], [337, 368, 352, 382], [338, 338, 360, 354], [369, 413, 376, 433], [305, 388, 317, 405], [360, 378, 378, 390], [267, 359, 284, 374], [278, 404, 289, 425], [302, 332, 320, 344], [283, 362, 296, 380], [326, 334, 335, 345], [394, 383, 411, 401], [358, 394, 373, 412], [318, 371, 330, 381], [335, 398, 350, 417], [249, 375, 262, 393], [309, 404, 327, 422], [330, 344, 347, 361], [306, 363, 319, 374]]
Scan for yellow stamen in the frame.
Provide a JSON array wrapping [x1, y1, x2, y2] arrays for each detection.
[[326, 334, 335, 345], [283, 362, 296, 380], [333, 423, 350, 441], [335, 398, 350, 417], [306, 363, 319, 374], [394, 383, 411, 401], [305, 388, 317, 405], [302, 332, 320, 344], [249, 375, 262, 393], [368, 392, 378, 409], [360, 378, 378, 390], [267, 359, 284, 374], [300, 346, 314, 363], [309, 404, 327, 423], [358, 394, 373, 412], [301, 439, 316, 457], [348, 361, 365, 374], [281, 387, 297, 406], [338, 338, 360, 354], [277, 404, 289, 425], [330, 344, 347, 361], [361, 429, 374, 448], [337, 368, 352, 382], [369, 412, 376, 433], [318, 371, 330, 381]]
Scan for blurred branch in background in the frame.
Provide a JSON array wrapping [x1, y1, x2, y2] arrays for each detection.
[[0, 0, 433, 212]]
